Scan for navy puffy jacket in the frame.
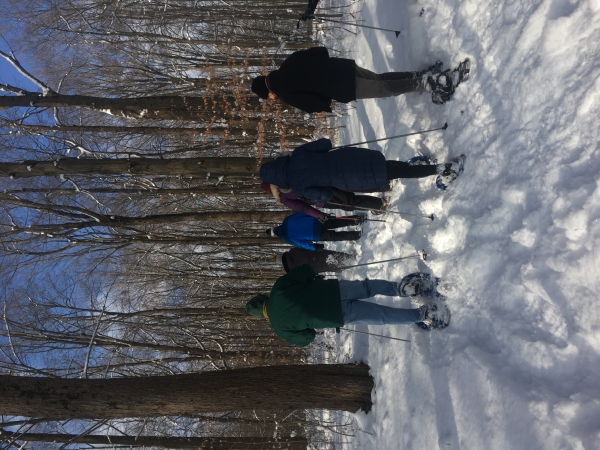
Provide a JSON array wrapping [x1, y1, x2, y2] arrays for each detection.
[[260, 139, 388, 203]]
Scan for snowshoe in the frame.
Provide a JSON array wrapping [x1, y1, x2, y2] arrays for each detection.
[[416, 303, 451, 330], [454, 58, 471, 85], [406, 155, 438, 166], [430, 58, 470, 105], [398, 272, 440, 297], [436, 154, 466, 190]]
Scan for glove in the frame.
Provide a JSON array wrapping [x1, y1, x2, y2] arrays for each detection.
[[300, 11, 315, 21], [354, 214, 366, 225], [314, 243, 325, 250], [318, 212, 329, 224]]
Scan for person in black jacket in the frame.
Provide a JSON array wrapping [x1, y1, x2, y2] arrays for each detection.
[[250, 47, 447, 113]]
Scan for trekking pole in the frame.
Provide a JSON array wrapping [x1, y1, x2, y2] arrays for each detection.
[[329, 123, 448, 151], [298, 16, 402, 38], [377, 209, 434, 221], [327, 252, 428, 273], [340, 328, 410, 342], [333, 215, 386, 223], [326, 202, 434, 221]]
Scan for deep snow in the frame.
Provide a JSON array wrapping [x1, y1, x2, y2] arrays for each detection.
[[317, 0, 600, 448]]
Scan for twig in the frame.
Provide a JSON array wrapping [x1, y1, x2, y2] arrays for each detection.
[[81, 310, 105, 378]]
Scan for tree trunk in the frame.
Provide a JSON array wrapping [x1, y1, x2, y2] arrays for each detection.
[[21, 211, 290, 232], [0, 156, 272, 179], [0, 430, 308, 449], [3, 186, 263, 197], [0, 365, 373, 418], [9, 123, 226, 135], [0, 93, 260, 119]]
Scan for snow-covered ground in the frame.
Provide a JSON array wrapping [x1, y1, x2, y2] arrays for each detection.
[[321, 0, 600, 448]]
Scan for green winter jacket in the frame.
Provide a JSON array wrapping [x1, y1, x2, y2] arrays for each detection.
[[266, 265, 344, 347]]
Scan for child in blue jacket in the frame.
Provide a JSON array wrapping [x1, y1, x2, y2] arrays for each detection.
[[266, 212, 362, 250]]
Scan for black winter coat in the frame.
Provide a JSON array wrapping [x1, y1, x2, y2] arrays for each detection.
[[269, 47, 356, 113], [259, 138, 388, 203]]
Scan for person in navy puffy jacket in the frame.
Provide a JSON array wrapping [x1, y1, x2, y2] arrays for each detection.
[[260, 138, 465, 203]]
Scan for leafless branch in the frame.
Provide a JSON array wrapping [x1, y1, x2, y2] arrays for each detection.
[[0, 47, 56, 96]]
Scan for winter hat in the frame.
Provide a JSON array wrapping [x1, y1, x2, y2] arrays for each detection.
[[245, 294, 269, 318], [260, 181, 272, 193], [272, 226, 283, 238], [260, 181, 289, 204], [251, 76, 269, 99]]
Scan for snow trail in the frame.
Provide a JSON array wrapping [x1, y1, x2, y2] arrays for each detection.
[[319, 0, 600, 448]]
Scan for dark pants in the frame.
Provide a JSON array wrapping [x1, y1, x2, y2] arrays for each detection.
[[386, 161, 437, 180], [319, 217, 361, 242], [355, 66, 423, 99], [281, 248, 353, 273], [324, 188, 384, 211]]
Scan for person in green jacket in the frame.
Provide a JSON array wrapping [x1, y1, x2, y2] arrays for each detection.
[[245, 265, 450, 347]]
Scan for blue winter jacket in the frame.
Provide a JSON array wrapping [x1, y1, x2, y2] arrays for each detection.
[[273, 213, 322, 251], [260, 138, 388, 203]]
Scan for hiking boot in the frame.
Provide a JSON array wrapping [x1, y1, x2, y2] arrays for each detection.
[[419, 61, 444, 77], [430, 59, 470, 104], [371, 197, 389, 215]]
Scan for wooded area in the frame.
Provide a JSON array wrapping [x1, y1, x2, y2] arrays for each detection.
[[0, 0, 371, 448]]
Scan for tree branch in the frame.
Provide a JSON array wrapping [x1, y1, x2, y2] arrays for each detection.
[[0, 83, 29, 96], [0, 49, 57, 96]]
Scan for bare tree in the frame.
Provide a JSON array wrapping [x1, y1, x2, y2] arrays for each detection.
[[0, 365, 373, 418], [0, 155, 271, 179], [0, 429, 309, 449]]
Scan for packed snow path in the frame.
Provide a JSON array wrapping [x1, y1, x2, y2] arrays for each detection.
[[321, 0, 600, 448]]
